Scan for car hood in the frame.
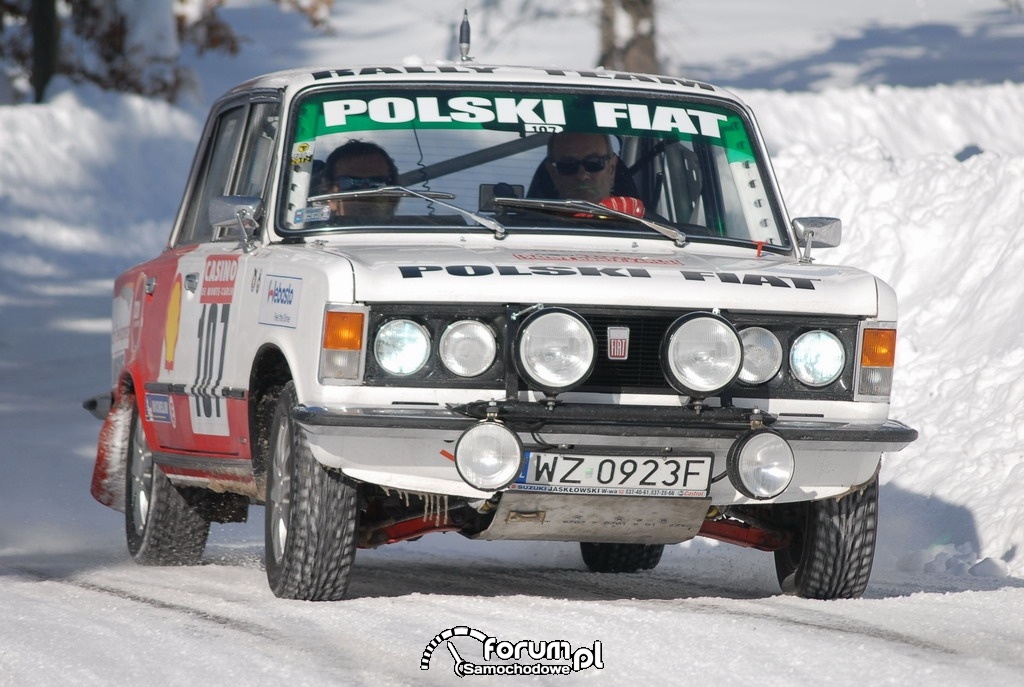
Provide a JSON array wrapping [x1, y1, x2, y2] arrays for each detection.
[[320, 241, 880, 316]]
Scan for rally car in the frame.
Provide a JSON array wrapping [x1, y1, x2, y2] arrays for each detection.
[[85, 60, 917, 601]]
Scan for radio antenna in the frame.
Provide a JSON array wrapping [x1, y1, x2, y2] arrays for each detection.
[[458, 9, 472, 61]]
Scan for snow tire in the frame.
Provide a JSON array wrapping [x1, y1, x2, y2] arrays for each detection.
[[125, 403, 210, 565], [774, 474, 879, 600], [265, 382, 358, 601], [580, 542, 664, 573]]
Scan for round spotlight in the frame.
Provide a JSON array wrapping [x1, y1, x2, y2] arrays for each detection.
[[790, 330, 845, 387], [515, 308, 595, 393], [374, 319, 430, 375], [739, 327, 783, 384], [727, 430, 795, 499], [662, 313, 742, 396], [454, 422, 524, 491], [439, 320, 497, 377]]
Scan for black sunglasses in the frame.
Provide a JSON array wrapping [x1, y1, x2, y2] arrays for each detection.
[[550, 154, 611, 176], [333, 175, 391, 191]]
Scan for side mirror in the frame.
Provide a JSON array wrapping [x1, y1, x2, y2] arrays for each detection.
[[210, 196, 263, 250], [792, 216, 842, 263]]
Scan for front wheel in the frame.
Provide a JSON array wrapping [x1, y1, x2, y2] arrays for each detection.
[[580, 542, 664, 573], [773, 475, 879, 600], [265, 382, 359, 601], [125, 404, 210, 565]]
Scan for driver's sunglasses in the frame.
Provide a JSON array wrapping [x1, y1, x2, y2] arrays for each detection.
[[333, 175, 391, 191], [551, 154, 611, 176]]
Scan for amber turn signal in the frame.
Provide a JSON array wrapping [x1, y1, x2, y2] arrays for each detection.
[[323, 311, 364, 350], [860, 328, 896, 368]]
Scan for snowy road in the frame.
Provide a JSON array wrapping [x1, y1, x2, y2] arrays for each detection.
[[4, 527, 1024, 685]]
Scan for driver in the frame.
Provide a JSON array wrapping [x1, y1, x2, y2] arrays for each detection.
[[321, 140, 399, 220], [545, 132, 645, 218]]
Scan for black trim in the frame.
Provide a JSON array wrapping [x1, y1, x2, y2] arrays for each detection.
[[359, 303, 862, 402], [153, 451, 253, 473], [144, 382, 247, 399]]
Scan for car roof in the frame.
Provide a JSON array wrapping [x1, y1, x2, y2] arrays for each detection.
[[221, 63, 744, 105]]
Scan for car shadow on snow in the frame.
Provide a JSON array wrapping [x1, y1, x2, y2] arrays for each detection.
[[684, 10, 1024, 91]]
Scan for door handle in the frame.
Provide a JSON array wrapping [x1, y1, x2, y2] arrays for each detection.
[[184, 273, 199, 292], [145, 276, 157, 295]]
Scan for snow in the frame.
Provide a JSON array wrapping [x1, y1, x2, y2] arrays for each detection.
[[3, 0, 1024, 683]]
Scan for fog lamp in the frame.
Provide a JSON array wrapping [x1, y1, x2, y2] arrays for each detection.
[[727, 430, 795, 499], [454, 422, 523, 491]]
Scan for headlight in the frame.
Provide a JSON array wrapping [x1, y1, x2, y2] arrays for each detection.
[[790, 330, 845, 387], [439, 320, 496, 377], [374, 319, 430, 375], [739, 327, 783, 384], [662, 313, 742, 396], [727, 430, 795, 499], [454, 422, 524, 490], [515, 309, 595, 393]]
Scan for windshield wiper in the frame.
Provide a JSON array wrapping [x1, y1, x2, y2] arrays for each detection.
[[307, 186, 508, 238], [491, 197, 688, 247]]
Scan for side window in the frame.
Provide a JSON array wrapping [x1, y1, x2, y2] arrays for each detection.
[[233, 102, 281, 198], [175, 105, 246, 247]]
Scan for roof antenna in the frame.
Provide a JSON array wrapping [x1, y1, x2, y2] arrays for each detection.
[[458, 9, 472, 62]]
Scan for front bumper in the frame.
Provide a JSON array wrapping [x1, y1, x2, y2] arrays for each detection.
[[293, 401, 917, 504]]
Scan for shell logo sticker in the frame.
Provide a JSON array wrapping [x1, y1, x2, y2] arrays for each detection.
[[163, 274, 182, 371]]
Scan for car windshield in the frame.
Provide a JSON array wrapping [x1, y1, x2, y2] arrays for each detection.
[[279, 84, 789, 248]]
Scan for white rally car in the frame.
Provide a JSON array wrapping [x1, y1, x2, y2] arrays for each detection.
[[86, 62, 917, 601]]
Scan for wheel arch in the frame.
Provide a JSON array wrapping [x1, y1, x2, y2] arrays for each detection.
[[249, 343, 293, 481]]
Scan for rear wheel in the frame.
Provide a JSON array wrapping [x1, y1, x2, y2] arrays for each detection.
[[774, 475, 879, 600], [125, 405, 210, 565], [265, 382, 358, 601], [580, 542, 664, 573]]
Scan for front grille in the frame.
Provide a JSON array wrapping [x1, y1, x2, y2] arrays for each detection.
[[583, 314, 676, 392]]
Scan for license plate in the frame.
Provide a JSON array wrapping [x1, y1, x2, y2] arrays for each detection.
[[510, 452, 712, 498]]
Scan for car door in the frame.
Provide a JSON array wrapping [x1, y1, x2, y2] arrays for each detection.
[[150, 96, 281, 455]]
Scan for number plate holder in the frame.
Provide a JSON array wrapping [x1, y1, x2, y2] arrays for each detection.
[[510, 451, 713, 498]]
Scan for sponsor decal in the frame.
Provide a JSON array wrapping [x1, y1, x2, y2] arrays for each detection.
[[680, 270, 820, 290], [258, 275, 302, 328], [201, 256, 239, 304], [421, 626, 604, 678], [322, 95, 727, 139], [511, 252, 683, 266], [163, 274, 182, 371], [294, 206, 331, 224], [291, 142, 314, 165], [396, 264, 819, 289], [593, 101, 727, 137], [607, 326, 629, 360], [324, 95, 567, 133], [145, 393, 175, 426], [311, 64, 714, 92]]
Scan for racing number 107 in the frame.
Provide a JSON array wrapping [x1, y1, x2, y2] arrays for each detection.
[[195, 303, 230, 419]]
